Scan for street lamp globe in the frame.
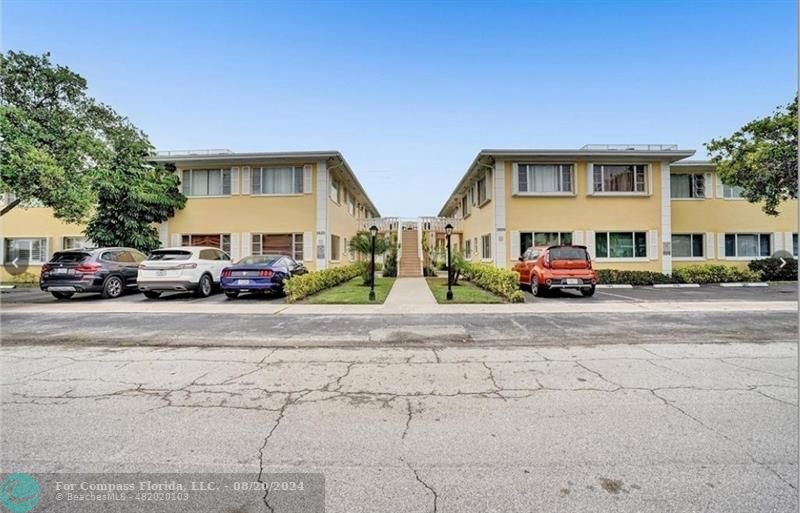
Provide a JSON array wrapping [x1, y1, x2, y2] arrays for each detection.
[[445, 224, 453, 236], [370, 225, 379, 237]]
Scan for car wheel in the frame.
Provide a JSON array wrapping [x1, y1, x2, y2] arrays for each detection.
[[581, 286, 596, 297], [101, 275, 124, 299], [143, 290, 162, 299], [531, 275, 547, 297], [224, 290, 239, 299], [51, 291, 74, 300], [195, 274, 213, 298]]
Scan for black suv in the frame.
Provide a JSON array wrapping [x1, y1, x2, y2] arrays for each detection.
[[39, 247, 148, 299]]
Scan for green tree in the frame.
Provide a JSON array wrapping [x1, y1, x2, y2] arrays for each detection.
[[84, 111, 185, 252], [0, 51, 104, 220], [348, 230, 389, 257], [705, 97, 798, 215]]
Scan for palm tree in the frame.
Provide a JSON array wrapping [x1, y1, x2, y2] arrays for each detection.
[[349, 231, 389, 284]]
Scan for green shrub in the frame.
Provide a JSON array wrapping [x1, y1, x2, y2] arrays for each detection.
[[284, 263, 363, 302], [7, 271, 38, 285], [672, 264, 760, 284], [461, 263, 524, 302], [596, 269, 676, 286], [748, 257, 798, 281]]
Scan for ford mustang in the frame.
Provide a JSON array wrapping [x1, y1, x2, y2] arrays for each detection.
[[220, 255, 308, 298]]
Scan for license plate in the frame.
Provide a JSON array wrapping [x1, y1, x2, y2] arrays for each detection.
[[54, 268, 68, 274], [236, 279, 251, 285], [565, 278, 580, 285], [156, 270, 166, 277]]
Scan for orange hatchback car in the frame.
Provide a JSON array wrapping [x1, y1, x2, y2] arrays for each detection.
[[513, 245, 598, 297]]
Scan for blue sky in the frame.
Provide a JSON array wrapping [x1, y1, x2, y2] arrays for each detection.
[[3, 0, 796, 216]]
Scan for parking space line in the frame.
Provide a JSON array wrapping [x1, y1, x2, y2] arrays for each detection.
[[596, 290, 646, 302]]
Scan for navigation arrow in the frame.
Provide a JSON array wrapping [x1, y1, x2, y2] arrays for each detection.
[[11, 257, 18, 269], [779, 257, 787, 268]]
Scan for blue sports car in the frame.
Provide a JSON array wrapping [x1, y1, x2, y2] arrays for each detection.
[[220, 255, 308, 298]]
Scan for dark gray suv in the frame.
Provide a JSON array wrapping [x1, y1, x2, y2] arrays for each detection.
[[39, 247, 148, 299]]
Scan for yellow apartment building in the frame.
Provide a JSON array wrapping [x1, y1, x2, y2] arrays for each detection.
[[439, 145, 798, 274], [0, 150, 379, 280]]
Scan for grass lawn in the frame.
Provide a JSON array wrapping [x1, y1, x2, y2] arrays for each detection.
[[426, 277, 504, 304], [304, 276, 396, 304]]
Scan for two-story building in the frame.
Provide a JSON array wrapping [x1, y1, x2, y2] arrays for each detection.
[[439, 145, 798, 274], [0, 150, 379, 280]]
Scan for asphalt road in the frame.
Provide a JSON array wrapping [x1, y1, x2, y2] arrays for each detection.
[[2, 342, 796, 513]]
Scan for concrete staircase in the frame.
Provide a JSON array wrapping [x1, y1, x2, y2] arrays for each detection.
[[398, 229, 422, 277]]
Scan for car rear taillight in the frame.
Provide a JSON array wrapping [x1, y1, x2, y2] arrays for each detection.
[[543, 253, 551, 268], [75, 263, 101, 274], [587, 257, 593, 270], [221, 269, 232, 278], [41, 263, 53, 273], [259, 269, 274, 278]]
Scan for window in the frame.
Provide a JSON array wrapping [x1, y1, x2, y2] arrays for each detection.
[[724, 234, 771, 258], [347, 193, 356, 216], [181, 234, 231, 254], [793, 234, 798, 257], [182, 169, 231, 196], [460, 195, 471, 217], [330, 235, 341, 261], [330, 180, 340, 203], [520, 232, 573, 251], [517, 164, 573, 194], [63, 236, 91, 249], [593, 164, 647, 193], [252, 166, 303, 195], [464, 239, 472, 257], [481, 234, 492, 260], [672, 234, 704, 258], [5, 238, 48, 264], [595, 232, 647, 259], [670, 174, 706, 198], [251, 233, 304, 260], [722, 184, 744, 199], [476, 175, 488, 204]]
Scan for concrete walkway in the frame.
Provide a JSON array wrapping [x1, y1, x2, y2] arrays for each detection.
[[383, 277, 437, 307]]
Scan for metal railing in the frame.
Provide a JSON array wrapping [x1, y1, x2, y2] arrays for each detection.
[[419, 216, 461, 233]]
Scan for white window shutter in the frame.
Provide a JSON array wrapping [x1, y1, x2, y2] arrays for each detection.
[[230, 233, 240, 261], [55, 237, 64, 252], [773, 232, 783, 252], [303, 165, 313, 194], [510, 230, 520, 259], [512, 163, 520, 195], [171, 234, 181, 247], [717, 233, 726, 259], [486, 170, 492, 200], [0, 238, 4, 264], [647, 164, 654, 195], [231, 167, 240, 195], [785, 232, 794, 254], [241, 232, 252, 257], [715, 174, 724, 198], [703, 172, 712, 198], [471, 184, 477, 206], [241, 167, 251, 194], [586, 163, 594, 195], [586, 230, 596, 258], [572, 230, 584, 245], [705, 232, 715, 259], [647, 229, 658, 260], [303, 232, 313, 261]]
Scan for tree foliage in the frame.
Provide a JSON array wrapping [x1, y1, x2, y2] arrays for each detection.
[[348, 230, 389, 256], [0, 51, 186, 251], [706, 97, 798, 215]]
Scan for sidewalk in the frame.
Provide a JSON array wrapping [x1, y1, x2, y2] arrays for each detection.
[[383, 277, 436, 307]]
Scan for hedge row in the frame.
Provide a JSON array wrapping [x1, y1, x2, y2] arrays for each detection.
[[462, 262, 525, 303], [597, 264, 763, 285], [748, 257, 798, 281], [283, 263, 364, 303]]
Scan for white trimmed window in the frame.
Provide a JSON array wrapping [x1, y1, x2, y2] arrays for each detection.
[[595, 232, 647, 259], [464, 239, 472, 258], [63, 236, 91, 249], [251, 233, 304, 260], [670, 174, 706, 198], [347, 193, 356, 216], [330, 235, 341, 261], [481, 234, 492, 259], [593, 164, 647, 193], [181, 234, 231, 254], [5, 238, 48, 264], [517, 164, 572, 194], [252, 166, 303, 195], [672, 234, 704, 258], [477, 175, 488, 204], [520, 232, 572, 250], [329, 180, 341, 203], [182, 169, 232, 196], [724, 233, 770, 258], [722, 184, 744, 199], [460, 194, 471, 218]]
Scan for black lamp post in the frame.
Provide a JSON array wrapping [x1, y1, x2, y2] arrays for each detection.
[[369, 225, 378, 301], [445, 223, 453, 301]]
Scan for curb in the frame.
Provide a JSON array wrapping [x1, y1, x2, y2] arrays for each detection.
[[652, 284, 701, 288], [596, 284, 633, 289], [720, 282, 769, 288]]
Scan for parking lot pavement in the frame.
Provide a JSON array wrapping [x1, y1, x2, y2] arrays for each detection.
[[524, 282, 798, 303], [0, 287, 286, 305], [1, 342, 796, 513]]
